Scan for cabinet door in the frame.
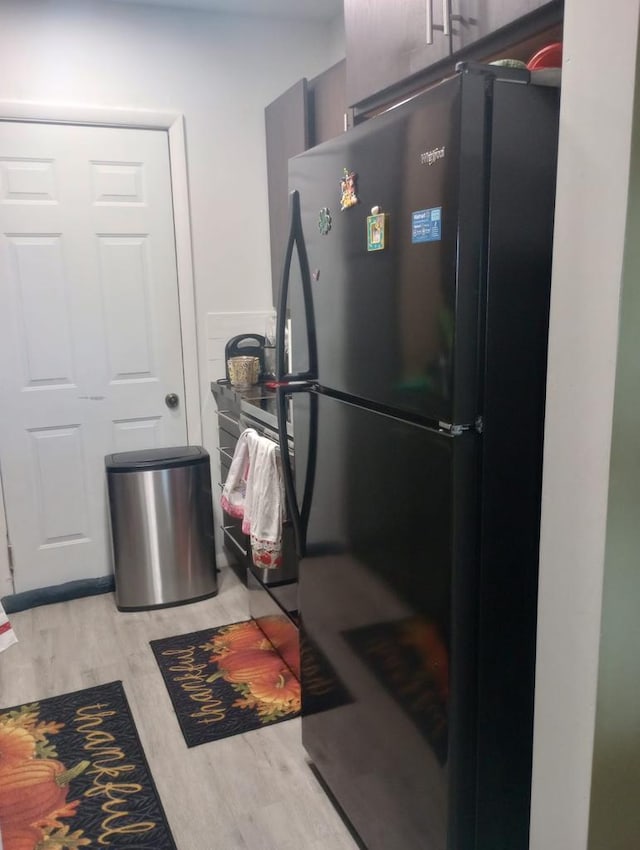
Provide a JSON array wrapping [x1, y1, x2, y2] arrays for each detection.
[[308, 60, 347, 147], [451, 0, 560, 53], [265, 79, 309, 307], [345, 0, 450, 108]]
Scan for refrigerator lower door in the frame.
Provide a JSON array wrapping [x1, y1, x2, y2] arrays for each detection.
[[293, 391, 478, 850]]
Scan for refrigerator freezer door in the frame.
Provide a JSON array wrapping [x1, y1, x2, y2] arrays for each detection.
[[292, 391, 478, 850], [287, 72, 488, 426]]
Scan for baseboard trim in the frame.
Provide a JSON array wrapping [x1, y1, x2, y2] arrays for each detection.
[[2, 575, 115, 614]]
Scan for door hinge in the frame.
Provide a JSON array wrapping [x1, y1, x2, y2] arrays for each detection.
[[439, 421, 468, 436], [6, 542, 14, 575], [438, 418, 484, 436]]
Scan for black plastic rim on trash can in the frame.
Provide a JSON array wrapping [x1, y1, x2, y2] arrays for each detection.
[[105, 446, 210, 472]]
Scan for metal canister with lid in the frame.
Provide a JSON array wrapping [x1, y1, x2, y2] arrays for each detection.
[[224, 334, 265, 384], [227, 355, 260, 388]]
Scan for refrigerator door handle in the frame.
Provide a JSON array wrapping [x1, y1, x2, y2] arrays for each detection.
[[276, 189, 318, 383], [276, 385, 317, 558]]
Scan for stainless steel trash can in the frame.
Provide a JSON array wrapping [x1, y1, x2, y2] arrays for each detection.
[[105, 446, 218, 611]]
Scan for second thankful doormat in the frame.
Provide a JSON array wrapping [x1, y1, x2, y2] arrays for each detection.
[[0, 681, 176, 850], [150, 618, 301, 747]]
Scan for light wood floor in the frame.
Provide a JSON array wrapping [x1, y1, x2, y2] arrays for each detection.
[[0, 567, 359, 850]]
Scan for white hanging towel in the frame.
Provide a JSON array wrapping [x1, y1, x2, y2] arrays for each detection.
[[220, 428, 252, 520], [0, 600, 17, 653], [221, 428, 284, 569], [243, 430, 284, 569]]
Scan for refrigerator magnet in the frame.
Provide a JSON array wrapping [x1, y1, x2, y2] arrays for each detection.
[[412, 207, 442, 243], [318, 207, 332, 235], [367, 209, 388, 252], [340, 169, 359, 210]]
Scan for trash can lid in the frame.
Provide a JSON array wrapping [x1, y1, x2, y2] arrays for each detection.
[[105, 446, 209, 472]]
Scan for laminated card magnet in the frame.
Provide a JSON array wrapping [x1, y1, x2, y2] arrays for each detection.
[[340, 169, 359, 211], [412, 207, 442, 243], [367, 206, 388, 252]]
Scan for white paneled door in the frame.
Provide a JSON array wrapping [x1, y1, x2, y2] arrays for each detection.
[[0, 122, 188, 593]]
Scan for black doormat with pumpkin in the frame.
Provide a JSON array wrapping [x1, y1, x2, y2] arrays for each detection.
[[0, 681, 176, 850], [150, 618, 301, 748]]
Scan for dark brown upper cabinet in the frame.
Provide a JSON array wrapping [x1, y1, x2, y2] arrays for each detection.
[[265, 79, 309, 309], [345, 0, 450, 109], [308, 59, 348, 147], [265, 62, 348, 306], [450, 0, 560, 52], [345, 0, 562, 111]]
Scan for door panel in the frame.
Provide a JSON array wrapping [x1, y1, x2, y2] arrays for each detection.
[[0, 156, 57, 201], [293, 390, 478, 850], [0, 121, 187, 593], [98, 236, 155, 378], [30, 425, 90, 547], [8, 236, 73, 385], [112, 416, 162, 451], [91, 160, 144, 204]]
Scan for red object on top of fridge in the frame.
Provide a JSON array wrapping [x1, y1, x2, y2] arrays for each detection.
[[527, 42, 563, 70]]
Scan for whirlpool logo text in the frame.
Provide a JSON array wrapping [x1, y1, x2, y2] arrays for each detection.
[[420, 146, 446, 166]]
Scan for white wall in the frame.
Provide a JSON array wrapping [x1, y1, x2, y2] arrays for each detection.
[[587, 44, 640, 844], [327, 9, 346, 66], [0, 0, 343, 566], [530, 1, 640, 847]]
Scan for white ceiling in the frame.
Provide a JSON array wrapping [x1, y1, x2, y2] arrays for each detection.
[[108, 0, 343, 22]]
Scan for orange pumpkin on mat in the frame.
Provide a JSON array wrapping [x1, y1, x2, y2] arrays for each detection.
[[249, 669, 301, 709], [0, 758, 89, 829], [0, 725, 36, 768], [206, 623, 272, 659], [1, 824, 44, 850], [215, 649, 286, 685]]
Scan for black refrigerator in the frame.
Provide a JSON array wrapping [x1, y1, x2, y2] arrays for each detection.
[[274, 64, 559, 850]]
